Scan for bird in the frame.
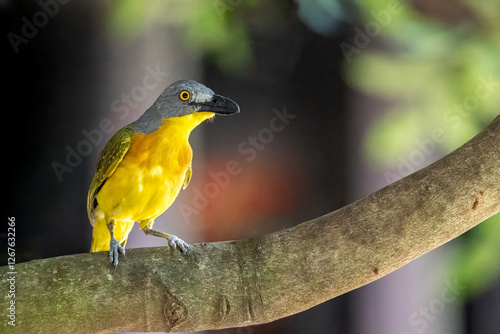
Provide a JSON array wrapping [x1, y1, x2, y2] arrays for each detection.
[[87, 80, 240, 267]]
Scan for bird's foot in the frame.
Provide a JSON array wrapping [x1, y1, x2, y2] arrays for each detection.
[[167, 234, 191, 256], [109, 238, 125, 267], [142, 227, 191, 256]]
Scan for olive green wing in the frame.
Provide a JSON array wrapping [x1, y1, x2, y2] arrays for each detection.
[[182, 163, 192, 190], [87, 125, 135, 225]]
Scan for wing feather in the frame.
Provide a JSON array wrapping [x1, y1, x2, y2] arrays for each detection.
[[87, 126, 134, 225], [183, 163, 192, 190]]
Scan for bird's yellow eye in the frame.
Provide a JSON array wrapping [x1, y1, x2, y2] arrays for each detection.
[[179, 90, 190, 101]]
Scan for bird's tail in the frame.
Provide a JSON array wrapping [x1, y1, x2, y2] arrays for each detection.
[[90, 218, 135, 252]]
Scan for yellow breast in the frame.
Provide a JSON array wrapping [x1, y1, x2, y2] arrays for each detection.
[[96, 112, 214, 222]]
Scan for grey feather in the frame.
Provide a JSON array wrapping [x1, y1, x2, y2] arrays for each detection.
[[131, 80, 215, 134]]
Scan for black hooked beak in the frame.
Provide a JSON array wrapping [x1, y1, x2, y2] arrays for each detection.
[[197, 94, 240, 115]]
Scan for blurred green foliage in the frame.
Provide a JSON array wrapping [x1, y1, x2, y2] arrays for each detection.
[[346, 0, 500, 297], [107, 0, 257, 74]]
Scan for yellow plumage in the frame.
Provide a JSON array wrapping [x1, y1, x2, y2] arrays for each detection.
[[88, 112, 215, 252]]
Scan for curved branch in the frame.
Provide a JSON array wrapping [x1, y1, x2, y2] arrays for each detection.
[[2, 116, 500, 334]]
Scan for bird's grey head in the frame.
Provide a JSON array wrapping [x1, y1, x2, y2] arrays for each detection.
[[133, 80, 239, 133]]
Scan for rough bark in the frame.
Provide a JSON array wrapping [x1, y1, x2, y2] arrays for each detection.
[[2, 115, 500, 334]]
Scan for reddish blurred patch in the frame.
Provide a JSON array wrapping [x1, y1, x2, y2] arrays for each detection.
[[197, 156, 303, 242]]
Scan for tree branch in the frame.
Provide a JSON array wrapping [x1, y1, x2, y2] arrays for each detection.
[[3, 115, 500, 334]]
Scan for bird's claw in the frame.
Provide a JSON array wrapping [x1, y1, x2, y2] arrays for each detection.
[[109, 238, 125, 267], [167, 235, 191, 256]]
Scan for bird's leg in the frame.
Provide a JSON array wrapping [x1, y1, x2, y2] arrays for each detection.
[[142, 226, 191, 256], [108, 220, 125, 267]]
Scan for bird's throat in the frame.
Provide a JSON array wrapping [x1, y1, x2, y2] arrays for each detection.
[[129, 112, 215, 161]]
